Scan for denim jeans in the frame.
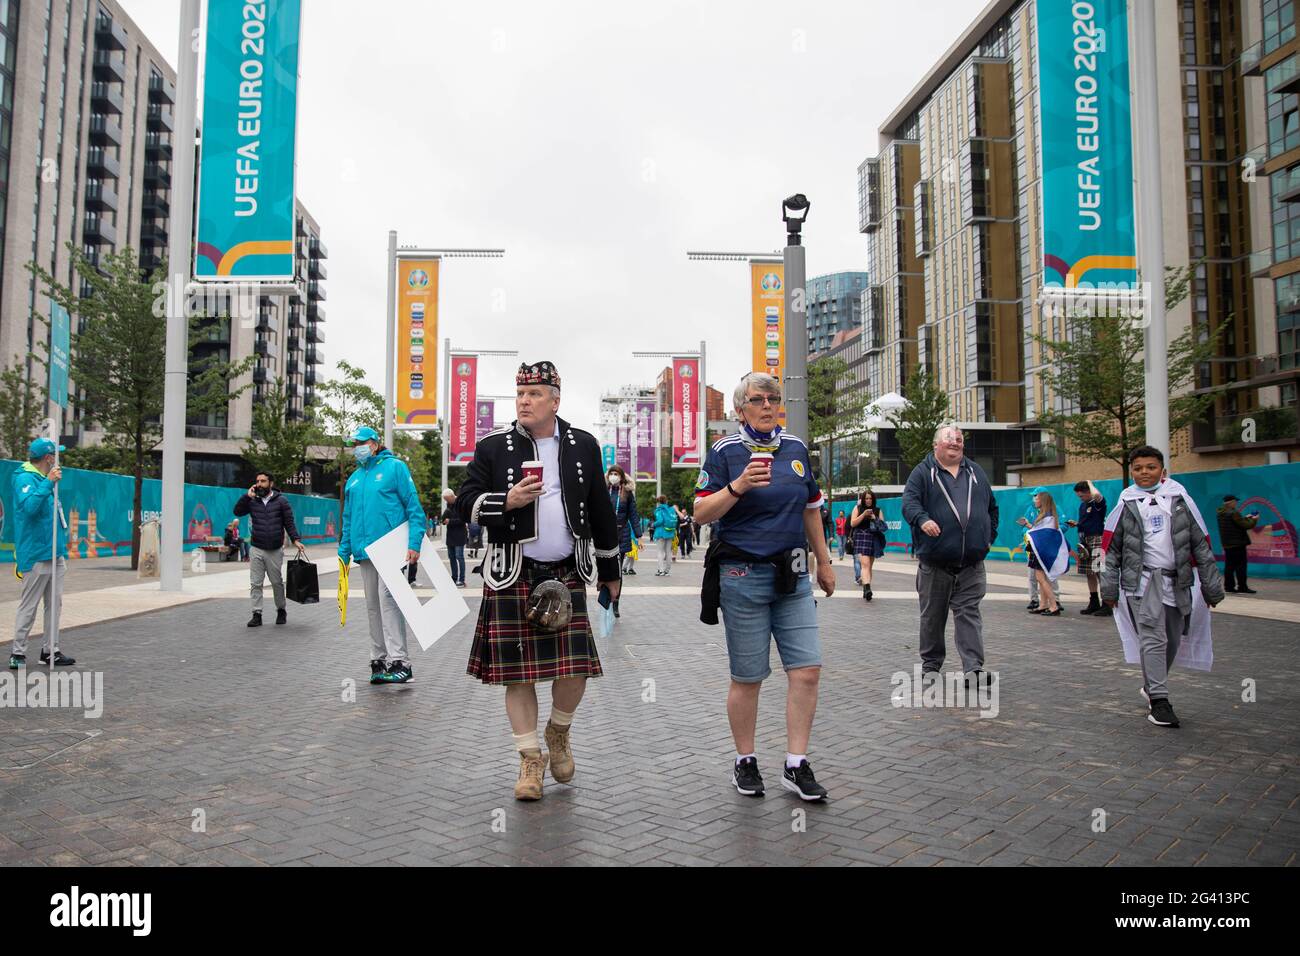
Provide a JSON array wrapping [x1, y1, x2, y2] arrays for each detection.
[[448, 545, 465, 584], [718, 562, 821, 683]]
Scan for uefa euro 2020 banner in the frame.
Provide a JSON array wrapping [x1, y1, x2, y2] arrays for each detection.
[[195, 0, 302, 281], [396, 257, 439, 426], [449, 355, 478, 464], [0, 460, 340, 564], [1037, 0, 1137, 295], [635, 399, 657, 483], [672, 357, 700, 468]]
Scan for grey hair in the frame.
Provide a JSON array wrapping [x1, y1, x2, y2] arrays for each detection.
[[932, 422, 963, 445], [733, 372, 781, 410]]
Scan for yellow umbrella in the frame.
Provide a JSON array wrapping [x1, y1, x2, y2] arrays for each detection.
[[337, 557, 350, 627]]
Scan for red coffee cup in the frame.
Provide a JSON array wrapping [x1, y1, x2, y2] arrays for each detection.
[[750, 451, 774, 474], [522, 460, 543, 483]]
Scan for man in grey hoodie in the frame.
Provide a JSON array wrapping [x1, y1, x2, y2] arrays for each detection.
[[901, 424, 999, 683]]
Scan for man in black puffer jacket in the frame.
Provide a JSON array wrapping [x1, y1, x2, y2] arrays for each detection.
[[233, 472, 306, 627], [901, 424, 999, 682]]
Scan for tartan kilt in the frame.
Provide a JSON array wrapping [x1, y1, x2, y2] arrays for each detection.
[[1076, 533, 1104, 575], [466, 570, 603, 685]]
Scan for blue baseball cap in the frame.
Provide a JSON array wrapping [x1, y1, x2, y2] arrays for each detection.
[[1030, 486, 1046, 495], [29, 438, 65, 460], [347, 426, 380, 446]]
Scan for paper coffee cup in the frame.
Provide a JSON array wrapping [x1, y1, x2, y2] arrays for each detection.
[[750, 451, 774, 470], [522, 460, 544, 483]]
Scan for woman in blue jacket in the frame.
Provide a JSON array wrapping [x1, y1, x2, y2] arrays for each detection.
[[338, 427, 427, 685], [606, 466, 640, 577], [652, 495, 677, 576]]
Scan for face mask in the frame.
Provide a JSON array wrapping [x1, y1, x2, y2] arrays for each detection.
[[351, 445, 373, 463], [608, 475, 621, 486]]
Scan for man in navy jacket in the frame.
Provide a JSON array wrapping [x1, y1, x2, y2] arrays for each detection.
[[233, 472, 306, 627]]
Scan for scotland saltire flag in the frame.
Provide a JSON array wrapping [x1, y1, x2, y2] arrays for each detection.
[[1027, 526, 1070, 580]]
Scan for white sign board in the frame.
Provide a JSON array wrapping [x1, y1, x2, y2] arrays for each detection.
[[364, 521, 470, 651]]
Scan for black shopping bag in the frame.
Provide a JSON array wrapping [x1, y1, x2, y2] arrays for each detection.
[[285, 558, 320, 604]]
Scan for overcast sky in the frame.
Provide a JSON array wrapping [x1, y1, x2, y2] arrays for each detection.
[[120, 0, 985, 436]]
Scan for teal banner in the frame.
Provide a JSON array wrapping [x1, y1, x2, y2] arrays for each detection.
[[1037, 0, 1137, 291], [48, 299, 70, 409], [0, 461, 339, 563], [844, 463, 1300, 580], [195, 0, 301, 281]]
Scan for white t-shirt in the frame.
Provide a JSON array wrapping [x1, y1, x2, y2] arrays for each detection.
[[522, 435, 574, 561], [1136, 494, 1178, 606]]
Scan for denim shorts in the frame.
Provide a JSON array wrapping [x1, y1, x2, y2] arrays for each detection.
[[718, 561, 822, 683]]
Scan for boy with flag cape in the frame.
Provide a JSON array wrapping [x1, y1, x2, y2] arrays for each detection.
[[1101, 446, 1224, 728]]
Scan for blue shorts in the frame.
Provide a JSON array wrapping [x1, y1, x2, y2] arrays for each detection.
[[718, 561, 822, 683]]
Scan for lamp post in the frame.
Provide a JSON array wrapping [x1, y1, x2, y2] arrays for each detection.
[[782, 194, 810, 442]]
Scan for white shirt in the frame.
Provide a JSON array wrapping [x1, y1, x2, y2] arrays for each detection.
[[522, 435, 573, 561], [1136, 492, 1178, 606]]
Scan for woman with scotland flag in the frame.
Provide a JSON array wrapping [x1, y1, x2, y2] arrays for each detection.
[[694, 372, 835, 802]]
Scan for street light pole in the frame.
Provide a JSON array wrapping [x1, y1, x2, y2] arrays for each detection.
[[383, 230, 397, 451], [159, 0, 201, 592], [1133, 3, 1169, 456], [782, 195, 810, 442]]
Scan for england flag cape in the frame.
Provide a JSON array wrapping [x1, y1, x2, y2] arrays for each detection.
[[1101, 477, 1214, 672]]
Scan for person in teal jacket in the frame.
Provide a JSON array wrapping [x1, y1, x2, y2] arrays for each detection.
[[338, 427, 426, 684], [9, 437, 75, 669], [651, 495, 678, 576]]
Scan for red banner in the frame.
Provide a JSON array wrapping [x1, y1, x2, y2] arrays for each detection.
[[671, 356, 699, 467], [450, 355, 478, 463]]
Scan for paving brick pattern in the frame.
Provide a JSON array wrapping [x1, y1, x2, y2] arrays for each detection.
[[1, 558, 1296, 866]]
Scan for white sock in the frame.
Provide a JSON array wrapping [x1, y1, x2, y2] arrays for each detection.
[[785, 753, 806, 769], [735, 752, 756, 766], [512, 730, 539, 754]]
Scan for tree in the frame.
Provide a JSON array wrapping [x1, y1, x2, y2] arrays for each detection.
[[313, 359, 385, 500], [808, 355, 871, 507], [28, 245, 252, 568], [0, 361, 48, 461], [1032, 265, 1220, 485], [886, 366, 951, 472], [241, 378, 322, 490], [60, 443, 133, 475]]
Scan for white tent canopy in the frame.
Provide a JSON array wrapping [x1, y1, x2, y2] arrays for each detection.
[[864, 391, 908, 428]]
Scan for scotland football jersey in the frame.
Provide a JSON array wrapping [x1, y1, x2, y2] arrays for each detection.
[[695, 432, 823, 556]]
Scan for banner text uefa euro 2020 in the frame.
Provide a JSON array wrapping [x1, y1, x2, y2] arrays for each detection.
[[195, 0, 302, 282], [672, 356, 700, 468], [396, 258, 439, 426], [449, 355, 478, 463], [1036, 0, 1137, 292]]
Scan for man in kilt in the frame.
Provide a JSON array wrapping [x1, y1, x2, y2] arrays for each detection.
[[457, 361, 622, 800], [1066, 480, 1111, 616]]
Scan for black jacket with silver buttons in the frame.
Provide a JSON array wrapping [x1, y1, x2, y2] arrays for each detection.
[[456, 417, 621, 589]]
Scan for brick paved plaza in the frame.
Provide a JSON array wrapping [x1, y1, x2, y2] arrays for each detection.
[[1, 555, 1296, 867]]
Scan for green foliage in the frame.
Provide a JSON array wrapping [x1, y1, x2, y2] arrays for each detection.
[[0, 361, 48, 462], [886, 366, 951, 471], [241, 378, 322, 489], [60, 442, 133, 475], [313, 359, 386, 494], [808, 355, 872, 505]]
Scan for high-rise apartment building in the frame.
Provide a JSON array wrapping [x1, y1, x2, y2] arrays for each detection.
[[806, 271, 867, 354], [859, 0, 1291, 484]]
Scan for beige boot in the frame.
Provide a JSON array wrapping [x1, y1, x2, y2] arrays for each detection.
[[514, 748, 546, 801], [544, 721, 575, 783]]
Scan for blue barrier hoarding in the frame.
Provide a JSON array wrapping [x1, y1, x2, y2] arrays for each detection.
[[0, 461, 339, 563], [854, 462, 1300, 580], [1037, 0, 1137, 291], [195, 0, 302, 281]]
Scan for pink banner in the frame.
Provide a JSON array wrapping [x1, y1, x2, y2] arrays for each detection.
[[450, 355, 477, 463], [635, 399, 656, 482], [672, 356, 699, 467], [475, 400, 495, 441]]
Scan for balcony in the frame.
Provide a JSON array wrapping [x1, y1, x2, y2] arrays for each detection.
[[139, 250, 164, 271], [287, 308, 304, 330], [307, 324, 325, 344], [83, 214, 117, 245], [305, 369, 317, 387], [147, 103, 174, 132], [92, 50, 126, 83], [149, 73, 176, 104], [185, 423, 228, 440], [89, 114, 122, 147], [308, 258, 327, 279], [84, 182, 118, 211], [142, 193, 170, 217], [913, 180, 932, 258], [1250, 247, 1274, 277], [286, 383, 300, 399], [253, 339, 271, 357], [1242, 41, 1262, 78], [304, 386, 317, 406], [858, 157, 882, 234], [286, 359, 301, 376], [1275, 164, 1300, 204], [308, 280, 325, 300], [1268, 56, 1300, 97], [90, 82, 123, 114], [253, 366, 269, 385], [309, 237, 328, 259], [255, 312, 279, 335], [306, 347, 325, 366], [140, 220, 168, 245], [144, 131, 173, 159], [144, 163, 171, 188], [86, 148, 120, 179], [307, 301, 324, 321], [95, 14, 128, 51], [1192, 406, 1300, 451], [287, 336, 302, 353]]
